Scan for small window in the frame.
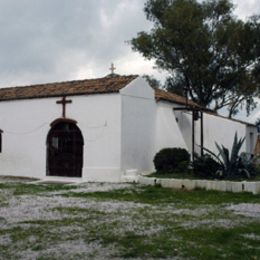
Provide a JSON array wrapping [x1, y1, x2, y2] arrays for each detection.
[[0, 130, 2, 153]]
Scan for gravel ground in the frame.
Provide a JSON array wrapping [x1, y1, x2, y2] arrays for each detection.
[[0, 181, 259, 259], [226, 203, 260, 218]]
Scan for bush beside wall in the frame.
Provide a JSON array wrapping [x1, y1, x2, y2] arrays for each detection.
[[153, 148, 190, 173]]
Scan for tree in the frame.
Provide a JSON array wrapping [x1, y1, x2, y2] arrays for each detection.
[[131, 0, 260, 117], [142, 74, 161, 89]]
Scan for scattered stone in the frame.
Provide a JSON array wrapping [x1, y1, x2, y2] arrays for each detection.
[[242, 233, 260, 240], [0, 234, 11, 246], [226, 203, 260, 218]]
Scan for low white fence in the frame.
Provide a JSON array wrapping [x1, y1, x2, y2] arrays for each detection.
[[138, 176, 260, 195]]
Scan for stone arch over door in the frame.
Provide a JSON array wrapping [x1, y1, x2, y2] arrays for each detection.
[[46, 118, 84, 177]]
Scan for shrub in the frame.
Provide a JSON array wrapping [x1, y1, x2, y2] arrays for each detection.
[[204, 133, 256, 180], [238, 152, 258, 179], [254, 164, 260, 177], [214, 132, 245, 178], [153, 148, 190, 173], [193, 154, 221, 179]]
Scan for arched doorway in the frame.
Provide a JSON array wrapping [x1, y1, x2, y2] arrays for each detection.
[[47, 119, 84, 177]]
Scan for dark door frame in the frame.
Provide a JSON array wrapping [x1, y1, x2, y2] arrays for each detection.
[[46, 118, 84, 177]]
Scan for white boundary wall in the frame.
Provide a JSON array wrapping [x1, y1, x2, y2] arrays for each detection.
[[174, 108, 257, 155], [139, 176, 260, 194]]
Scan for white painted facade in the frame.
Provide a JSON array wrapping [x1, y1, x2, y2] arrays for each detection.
[[175, 108, 257, 155], [0, 94, 122, 182], [0, 76, 257, 182], [154, 102, 188, 152], [120, 77, 157, 173]]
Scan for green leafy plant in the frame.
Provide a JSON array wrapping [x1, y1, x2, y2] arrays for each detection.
[[193, 154, 221, 179], [216, 132, 245, 178], [239, 152, 260, 178], [153, 148, 190, 173], [203, 132, 255, 179]]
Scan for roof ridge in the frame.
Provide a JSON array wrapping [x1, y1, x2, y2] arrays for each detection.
[[155, 88, 200, 107], [0, 74, 138, 91], [0, 74, 139, 101]]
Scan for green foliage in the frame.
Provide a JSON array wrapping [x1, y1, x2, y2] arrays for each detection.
[[202, 132, 257, 179], [164, 75, 186, 97], [214, 132, 249, 178], [153, 147, 190, 173], [254, 164, 260, 177], [142, 74, 161, 88], [131, 0, 260, 117], [192, 154, 221, 179], [239, 152, 260, 178], [215, 132, 245, 178]]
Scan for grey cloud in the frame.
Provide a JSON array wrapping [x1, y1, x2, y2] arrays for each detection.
[[0, 0, 258, 88], [0, 0, 148, 86], [233, 0, 260, 19]]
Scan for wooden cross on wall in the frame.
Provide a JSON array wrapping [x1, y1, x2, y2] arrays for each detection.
[[56, 96, 72, 118]]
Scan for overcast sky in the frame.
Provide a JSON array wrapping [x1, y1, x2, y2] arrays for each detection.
[[0, 0, 259, 120]]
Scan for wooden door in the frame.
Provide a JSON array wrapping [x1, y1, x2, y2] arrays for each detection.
[[47, 122, 84, 177]]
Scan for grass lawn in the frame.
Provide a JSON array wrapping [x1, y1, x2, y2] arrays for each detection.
[[0, 180, 259, 259]]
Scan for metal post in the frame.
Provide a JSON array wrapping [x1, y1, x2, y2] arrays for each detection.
[[200, 111, 204, 156], [192, 110, 195, 161]]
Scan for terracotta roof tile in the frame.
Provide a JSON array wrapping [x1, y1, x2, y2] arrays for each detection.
[[155, 89, 254, 126], [0, 75, 255, 126], [0, 75, 138, 101], [155, 88, 200, 107], [0, 75, 199, 108]]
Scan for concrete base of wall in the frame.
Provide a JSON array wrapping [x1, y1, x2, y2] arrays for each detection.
[[138, 176, 260, 195], [121, 169, 139, 183]]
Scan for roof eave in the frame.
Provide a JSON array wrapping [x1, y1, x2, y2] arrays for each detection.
[[0, 90, 120, 102]]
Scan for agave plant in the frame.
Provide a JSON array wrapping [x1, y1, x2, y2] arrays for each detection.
[[215, 132, 245, 178], [203, 132, 250, 179]]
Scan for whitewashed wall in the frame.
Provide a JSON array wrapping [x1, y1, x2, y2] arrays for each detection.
[[0, 79, 256, 182], [173, 108, 201, 155], [120, 78, 156, 173], [175, 109, 256, 155], [154, 102, 188, 155], [0, 98, 57, 179], [0, 94, 122, 182], [202, 113, 249, 154]]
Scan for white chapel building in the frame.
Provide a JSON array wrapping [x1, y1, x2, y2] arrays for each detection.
[[0, 75, 257, 182]]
